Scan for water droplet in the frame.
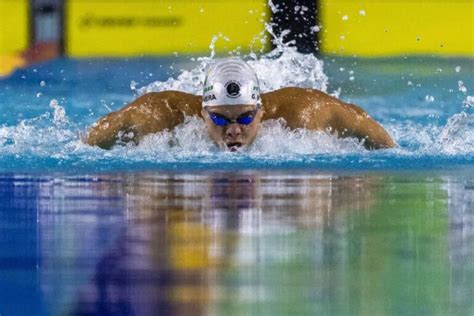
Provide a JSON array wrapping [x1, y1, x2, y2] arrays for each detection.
[[425, 95, 435, 103], [458, 81, 467, 93], [463, 96, 474, 108]]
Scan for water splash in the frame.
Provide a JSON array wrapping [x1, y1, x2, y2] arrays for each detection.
[[437, 112, 474, 154], [49, 99, 69, 126], [0, 14, 472, 171], [1, 101, 472, 172], [135, 45, 327, 96], [0, 100, 76, 157], [135, 13, 328, 96], [249, 119, 363, 154]]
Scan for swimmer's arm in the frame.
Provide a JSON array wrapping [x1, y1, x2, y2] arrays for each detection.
[[333, 103, 396, 149], [264, 87, 395, 149], [85, 91, 201, 149], [85, 106, 133, 149]]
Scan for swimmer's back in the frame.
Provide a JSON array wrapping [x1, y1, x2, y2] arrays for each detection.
[[261, 87, 337, 129]]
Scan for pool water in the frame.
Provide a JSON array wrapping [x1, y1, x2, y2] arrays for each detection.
[[0, 48, 473, 315], [0, 171, 472, 315], [0, 50, 472, 172]]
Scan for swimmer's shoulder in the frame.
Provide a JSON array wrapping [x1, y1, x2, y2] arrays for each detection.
[[262, 87, 337, 112], [133, 90, 202, 114], [261, 87, 345, 125], [139, 90, 201, 104], [262, 86, 335, 101]]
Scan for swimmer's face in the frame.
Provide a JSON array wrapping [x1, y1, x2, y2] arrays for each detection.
[[201, 104, 264, 152]]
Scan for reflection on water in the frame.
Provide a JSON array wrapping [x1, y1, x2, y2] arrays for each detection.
[[0, 171, 473, 315]]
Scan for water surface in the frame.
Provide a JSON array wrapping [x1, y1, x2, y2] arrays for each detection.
[[0, 54, 472, 172], [0, 170, 472, 315]]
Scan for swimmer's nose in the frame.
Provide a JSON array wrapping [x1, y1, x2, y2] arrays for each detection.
[[225, 124, 242, 139]]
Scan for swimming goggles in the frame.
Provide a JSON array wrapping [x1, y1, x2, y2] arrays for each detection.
[[207, 109, 257, 126]]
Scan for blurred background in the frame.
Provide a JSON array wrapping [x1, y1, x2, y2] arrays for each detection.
[[1, 0, 472, 77]]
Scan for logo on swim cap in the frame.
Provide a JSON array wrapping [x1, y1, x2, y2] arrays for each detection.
[[225, 80, 241, 98]]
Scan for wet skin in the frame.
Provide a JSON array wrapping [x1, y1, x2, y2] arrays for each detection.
[[85, 87, 396, 150]]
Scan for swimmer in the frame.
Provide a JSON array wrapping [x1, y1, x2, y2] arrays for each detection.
[[85, 57, 396, 151]]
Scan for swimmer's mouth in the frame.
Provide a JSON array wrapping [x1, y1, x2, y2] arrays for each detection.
[[226, 142, 242, 152]]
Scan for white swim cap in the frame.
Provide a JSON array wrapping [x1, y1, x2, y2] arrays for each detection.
[[202, 57, 261, 107]]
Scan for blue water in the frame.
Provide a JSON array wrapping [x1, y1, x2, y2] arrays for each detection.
[[1, 53, 473, 315], [0, 54, 472, 172], [0, 171, 473, 315]]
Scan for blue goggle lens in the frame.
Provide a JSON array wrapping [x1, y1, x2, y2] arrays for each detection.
[[236, 115, 254, 125], [209, 113, 229, 126], [208, 112, 255, 126]]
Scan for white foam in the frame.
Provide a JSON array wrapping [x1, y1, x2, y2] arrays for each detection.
[[99, 116, 364, 160], [249, 119, 363, 154]]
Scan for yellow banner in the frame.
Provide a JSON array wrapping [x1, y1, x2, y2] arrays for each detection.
[[0, 0, 29, 54], [320, 0, 474, 56], [66, 0, 269, 57]]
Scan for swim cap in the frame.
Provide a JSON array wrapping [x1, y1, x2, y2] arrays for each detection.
[[202, 58, 261, 107]]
